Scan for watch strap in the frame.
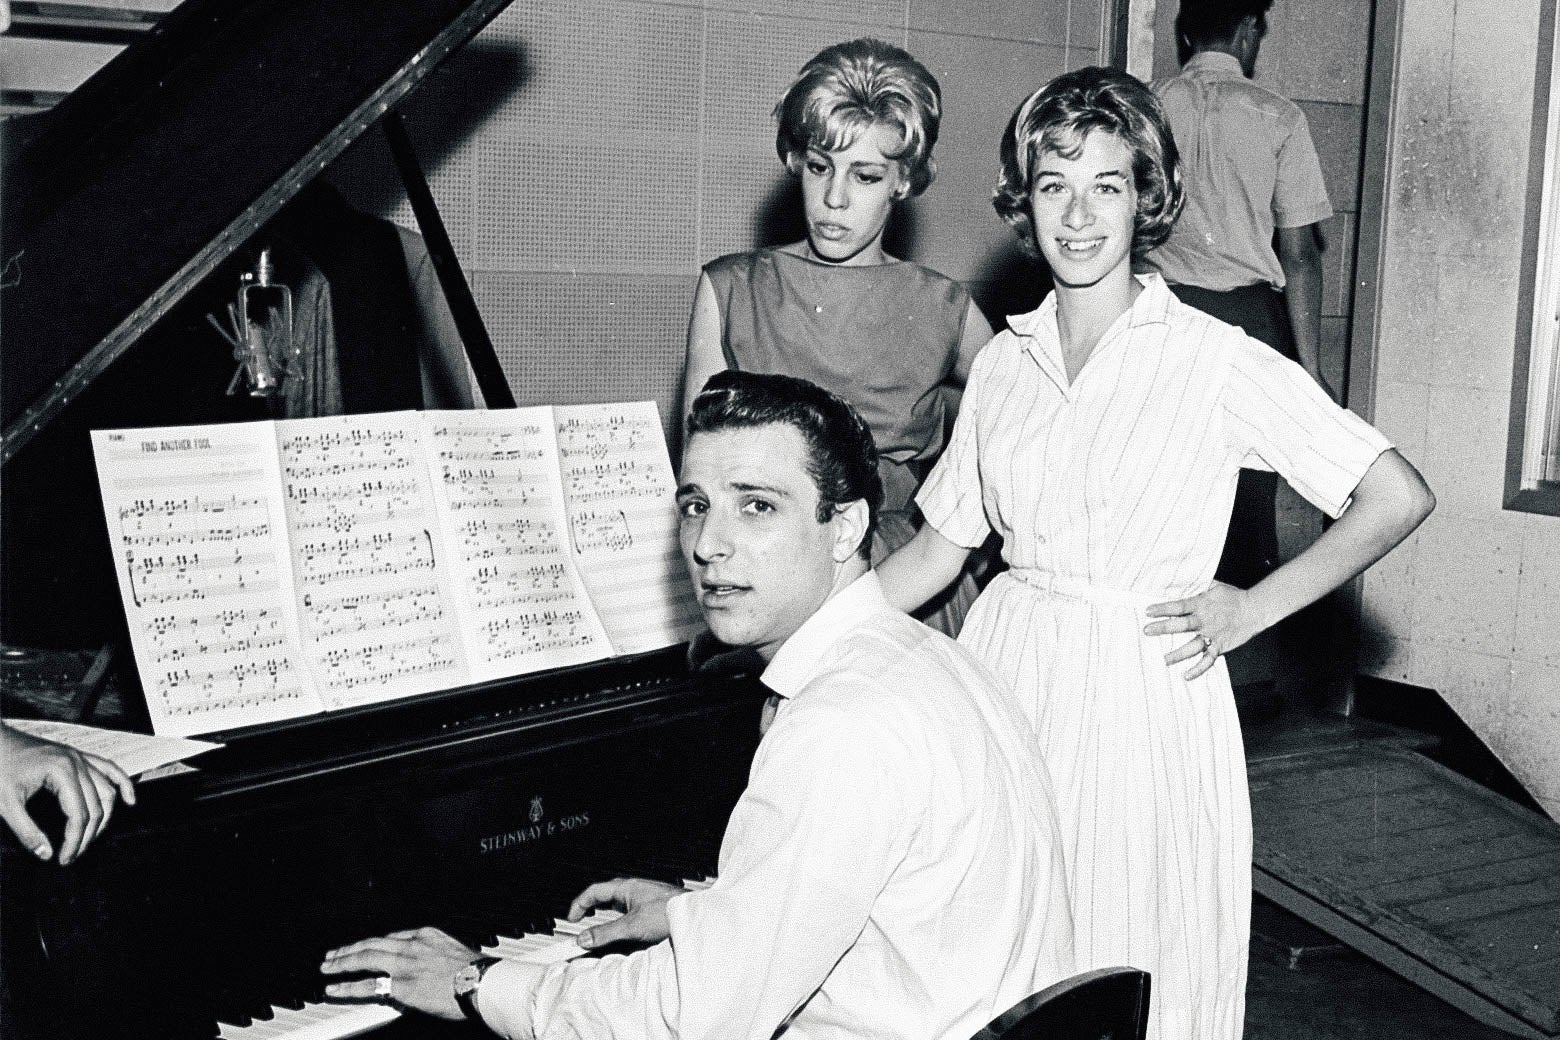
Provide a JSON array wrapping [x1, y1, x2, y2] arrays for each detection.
[[454, 956, 502, 1023]]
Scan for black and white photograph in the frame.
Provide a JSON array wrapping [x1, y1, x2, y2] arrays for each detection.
[[0, 0, 1556, 1038]]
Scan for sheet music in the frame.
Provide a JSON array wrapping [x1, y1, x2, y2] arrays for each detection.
[[91, 424, 322, 736], [275, 413, 470, 709], [554, 402, 700, 654], [423, 410, 612, 681], [3, 719, 222, 778]]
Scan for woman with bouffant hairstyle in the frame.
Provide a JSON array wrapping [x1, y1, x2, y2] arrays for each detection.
[[880, 66, 1433, 1039], [992, 65, 1183, 257], [683, 37, 993, 636]]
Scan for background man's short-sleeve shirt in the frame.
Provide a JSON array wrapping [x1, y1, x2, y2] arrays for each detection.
[[1146, 51, 1333, 292]]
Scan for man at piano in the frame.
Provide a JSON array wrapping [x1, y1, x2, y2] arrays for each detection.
[[321, 370, 1076, 1039]]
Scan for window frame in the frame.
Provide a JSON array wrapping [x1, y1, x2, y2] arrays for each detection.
[[1506, 0, 1560, 516]]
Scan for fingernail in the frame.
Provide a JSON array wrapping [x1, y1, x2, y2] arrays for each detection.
[[577, 933, 595, 949], [30, 842, 50, 860]]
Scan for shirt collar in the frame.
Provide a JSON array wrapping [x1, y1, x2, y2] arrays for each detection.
[[761, 570, 894, 700], [1182, 51, 1245, 78], [1005, 271, 1175, 342]]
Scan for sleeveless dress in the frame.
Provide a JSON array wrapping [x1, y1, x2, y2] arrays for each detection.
[[703, 248, 982, 634], [917, 276, 1392, 1040]]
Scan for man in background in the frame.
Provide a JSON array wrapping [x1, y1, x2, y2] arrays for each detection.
[[1147, 0, 1335, 590]]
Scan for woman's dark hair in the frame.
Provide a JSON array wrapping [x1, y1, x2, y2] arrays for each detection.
[[686, 370, 881, 561], [993, 66, 1184, 259]]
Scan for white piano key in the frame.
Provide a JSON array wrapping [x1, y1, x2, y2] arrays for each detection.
[[214, 1002, 398, 1040]]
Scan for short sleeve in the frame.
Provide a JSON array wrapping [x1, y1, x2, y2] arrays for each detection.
[[1221, 335, 1391, 518], [916, 340, 996, 548], [1271, 111, 1333, 229]]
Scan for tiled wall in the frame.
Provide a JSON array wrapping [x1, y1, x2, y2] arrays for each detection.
[[1362, 0, 1560, 820], [330, 0, 1112, 444]]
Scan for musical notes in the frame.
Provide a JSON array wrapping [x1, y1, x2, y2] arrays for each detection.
[[92, 403, 694, 737], [423, 410, 613, 680], [277, 412, 468, 709], [554, 403, 701, 654], [92, 423, 323, 736]]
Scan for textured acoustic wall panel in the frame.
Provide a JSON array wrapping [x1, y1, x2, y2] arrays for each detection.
[[470, 1, 703, 275], [911, 0, 1092, 47], [472, 135, 699, 274], [474, 271, 692, 444], [904, 32, 1073, 283], [704, 0, 905, 29], [483, 1, 705, 138]]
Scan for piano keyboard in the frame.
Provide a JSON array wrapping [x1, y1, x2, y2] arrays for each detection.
[[214, 878, 714, 1040]]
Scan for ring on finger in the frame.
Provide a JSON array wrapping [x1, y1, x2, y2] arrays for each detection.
[[1198, 633, 1213, 653], [373, 976, 393, 999]]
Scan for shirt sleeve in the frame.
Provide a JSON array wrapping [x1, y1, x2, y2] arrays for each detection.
[[1271, 109, 1333, 229], [479, 688, 915, 1040], [916, 340, 997, 548], [1221, 334, 1391, 518]]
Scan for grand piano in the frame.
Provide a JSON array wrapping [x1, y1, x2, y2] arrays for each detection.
[[0, 3, 764, 1037]]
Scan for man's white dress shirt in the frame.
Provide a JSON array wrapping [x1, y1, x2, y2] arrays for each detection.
[[479, 571, 1075, 1040]]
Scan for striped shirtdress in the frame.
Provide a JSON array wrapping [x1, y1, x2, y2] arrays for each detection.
[[917, 274, 1391, 1040]]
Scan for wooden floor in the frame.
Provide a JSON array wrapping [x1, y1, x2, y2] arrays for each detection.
[[1247, 736, 1560, 1038]]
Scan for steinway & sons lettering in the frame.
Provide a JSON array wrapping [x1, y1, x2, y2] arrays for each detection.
[[479, 810, 591, 854]]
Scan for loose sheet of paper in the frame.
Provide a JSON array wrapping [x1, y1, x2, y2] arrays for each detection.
[[554, 403, 701, 655], [3, 718, 222, 777], [91, 424, 322, 735], [275, 413, 471, 709], [423, 409, 612, 681]]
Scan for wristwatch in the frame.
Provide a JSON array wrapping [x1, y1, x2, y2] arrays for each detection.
[[453, 955, 502, 1023]]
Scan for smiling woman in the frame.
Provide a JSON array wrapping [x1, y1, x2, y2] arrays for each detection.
[[877, 65, 1435, 1040]]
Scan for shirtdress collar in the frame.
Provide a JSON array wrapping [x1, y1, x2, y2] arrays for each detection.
[[1005, 272, 1175, 385], [761, 570, 894, 701]]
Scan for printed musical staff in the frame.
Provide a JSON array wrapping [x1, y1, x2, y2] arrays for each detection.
[[423, 410, 612, 680], [92, 423, 323, 736], [92, 403, 696, 738], [277, 412, 468, 709], [554, 403, 701, 654]]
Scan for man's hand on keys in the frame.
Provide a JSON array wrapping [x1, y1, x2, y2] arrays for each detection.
[[567, 877, 685, 949]]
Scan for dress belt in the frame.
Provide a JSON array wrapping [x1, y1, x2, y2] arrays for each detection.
[[1005, 568, 1169, 610]]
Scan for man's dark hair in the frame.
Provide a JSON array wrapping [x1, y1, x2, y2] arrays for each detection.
[[1176, 0, 1273, 47], [686, 370, 881, 561]]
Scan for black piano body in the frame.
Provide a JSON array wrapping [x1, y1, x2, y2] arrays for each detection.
[[0, 2, 764, 1037], [7, 649, 762, 1040]]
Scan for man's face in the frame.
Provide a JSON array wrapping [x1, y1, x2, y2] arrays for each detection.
[[676, 423, 854, 661]]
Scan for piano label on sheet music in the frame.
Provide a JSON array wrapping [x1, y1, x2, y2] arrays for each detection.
[[91, 403, 699, 738]]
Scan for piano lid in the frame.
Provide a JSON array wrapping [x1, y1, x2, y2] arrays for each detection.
[[0, 0, 513, 462]]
